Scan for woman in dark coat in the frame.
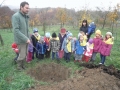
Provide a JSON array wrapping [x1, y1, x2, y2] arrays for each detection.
[[80, 19, 88, 35]]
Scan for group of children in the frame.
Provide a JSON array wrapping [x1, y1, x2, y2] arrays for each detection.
[[12, 27, 114, 65]]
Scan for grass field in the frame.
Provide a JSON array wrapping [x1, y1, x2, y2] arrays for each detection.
[[0, 25, 120, 90]]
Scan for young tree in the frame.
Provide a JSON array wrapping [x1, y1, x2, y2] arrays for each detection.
[[56, 8, 68, 28]]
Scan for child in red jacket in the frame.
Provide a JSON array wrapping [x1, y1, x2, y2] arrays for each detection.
[[11, 43, 19, 62]]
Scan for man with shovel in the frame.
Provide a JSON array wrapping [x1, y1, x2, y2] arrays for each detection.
[[12, 1, 30, 71]]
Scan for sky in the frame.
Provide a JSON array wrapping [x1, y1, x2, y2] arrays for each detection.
[[1, 0, 120, 10]]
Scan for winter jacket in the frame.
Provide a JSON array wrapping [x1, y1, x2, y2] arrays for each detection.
[[58, 33, 66, 50], [62, 38, 74, 53], [99, 42, 112, 56], [31, 35, 38, 47], [84, 42, 94, 57], [87, 24, 96, 35], [28, 43, 33, 52], [80, 26, 88, 34], [36, 42, 46, 54], [12, 11, 29, 44], [50, 38, 60, 52], [99, 38, 113, 56], [75, 40, 84, 55], [93, 38, 102, 52]]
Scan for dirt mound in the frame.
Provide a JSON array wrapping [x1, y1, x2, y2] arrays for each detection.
[[27, 63, 71, 82], [80, 63, 120, 79], [28, 63, 120, 90]]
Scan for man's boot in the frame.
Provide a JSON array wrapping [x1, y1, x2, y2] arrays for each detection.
[[17, 60, 23, 71], [21, 60, 26, 70]]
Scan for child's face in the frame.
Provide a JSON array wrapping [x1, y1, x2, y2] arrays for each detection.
[[80, 36, 84, 41], [81, 32, 85, 35], [106, 34, 111, 39], [61, 33, 65, 36], [34, 32, 38, 36], [52, 37, 56, 40], [47, 37, 50, 39], [68, 36, 72, 40], [96, 34, 101, 38]]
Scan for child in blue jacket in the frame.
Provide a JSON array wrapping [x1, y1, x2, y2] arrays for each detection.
[[36, 36, 46, 60], [74, 34, 84, 62]]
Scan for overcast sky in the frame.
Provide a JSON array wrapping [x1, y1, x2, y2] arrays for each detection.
[[1, 0, 120, 10]]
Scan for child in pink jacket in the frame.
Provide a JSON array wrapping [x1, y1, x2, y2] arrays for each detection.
[[90, 30, 102, 62], [99, 32, 114, 65]]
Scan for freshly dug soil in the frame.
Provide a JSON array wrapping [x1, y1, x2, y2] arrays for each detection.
[[27, 63, 71, 82], [28, 63, 120, 90]]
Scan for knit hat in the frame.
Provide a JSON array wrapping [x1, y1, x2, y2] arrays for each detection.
[[89, 22, 95, 27], [45, 32, 51, 38], [60, 28, 66, 33], [12, 43, 17, 48], [66, 31, 70, 35], [67, 33, 73, 38], [88, 38, 93, 44], [33, 28, 38, 33], [52, 32, 57, 38], [106, 32, 112, 37], [95, 30, 101, 35]]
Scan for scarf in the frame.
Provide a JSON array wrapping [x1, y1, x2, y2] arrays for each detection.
[[66, 39, 71, 52], [34, 34, 40, 41]]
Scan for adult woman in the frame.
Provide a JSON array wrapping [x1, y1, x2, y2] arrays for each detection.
[[80, 19, 88, 35]]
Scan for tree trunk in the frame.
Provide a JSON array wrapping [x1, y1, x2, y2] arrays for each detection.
[[111, 21, 114, 33], [102, 15, 107, 29], [60, 23, 62, 28], [43, 22, 46, 36], [0, 34, 4, 46]]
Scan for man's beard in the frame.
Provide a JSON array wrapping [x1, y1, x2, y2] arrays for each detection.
[[23, 11, 28, 14]]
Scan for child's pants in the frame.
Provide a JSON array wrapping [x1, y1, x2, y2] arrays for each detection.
[[91, 52, 97, 61], [32, 48, 38, 59], [45, 50, 51, 58], [75, 54, 82, 61], [26, 52, 33, 62], [100, 54, 106, 64], [52, 52, 59, 60], [38, 54, 44, 59], [64, 52, 71, 62], [14, 53, 19, 61], [82, 55, 91, 62], [58, 50, 64, 58]]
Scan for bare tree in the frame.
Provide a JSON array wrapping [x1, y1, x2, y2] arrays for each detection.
[[0, 0, 6, 46], [96, 7, 111, 29]]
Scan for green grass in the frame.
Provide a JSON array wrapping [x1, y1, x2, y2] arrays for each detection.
[[0, 25, 120, 90]]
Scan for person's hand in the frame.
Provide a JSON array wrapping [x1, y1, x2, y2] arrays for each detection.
[[27, 39, 31, 44], [86, 33, 88, 35], [47, 49, 50, 51], [15, 49, 19, 53]]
